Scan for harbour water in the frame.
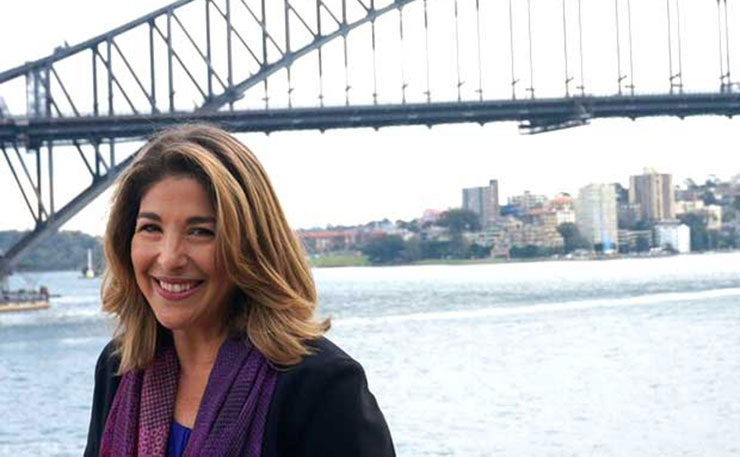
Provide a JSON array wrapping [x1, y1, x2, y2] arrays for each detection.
[[1, 253, 739, 456]]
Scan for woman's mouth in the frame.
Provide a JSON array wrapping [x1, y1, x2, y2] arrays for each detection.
[[153, 277, 204, 301]]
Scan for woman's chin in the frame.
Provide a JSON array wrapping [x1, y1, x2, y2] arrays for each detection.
[[151, 307, 194, 331]]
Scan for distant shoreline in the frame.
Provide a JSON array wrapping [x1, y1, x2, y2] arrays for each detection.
[[309, 249, 736, 268], [4, 249, 736, 275]]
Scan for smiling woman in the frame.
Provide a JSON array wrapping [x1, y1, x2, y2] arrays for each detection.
[[131, 177, 233, 340], [84, 125, 395, 457]]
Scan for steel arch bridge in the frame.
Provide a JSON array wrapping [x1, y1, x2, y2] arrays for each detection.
[[1, 0, 739, 276]]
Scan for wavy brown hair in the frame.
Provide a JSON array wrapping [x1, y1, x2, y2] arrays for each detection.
[[102, 124, 329, 373]]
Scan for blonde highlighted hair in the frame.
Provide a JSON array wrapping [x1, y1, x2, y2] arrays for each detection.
[[102, 124, 329, 373]]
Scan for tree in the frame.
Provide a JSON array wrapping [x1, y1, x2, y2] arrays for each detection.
[[396, 219, 421, 233], [557, 223, 591, 253], [510, 245, 541, 258], [509, 245, 559, 259], [401, 237, 422, 262], [436, 209, 481, 233], [435, 209, 481, 259], [360, 234, 405, 264], [419, 240, 452, 259], [702, 190, 718, 206], [469, 243, 492, 259], [678, 213, 709, 251], [0, 230, 104, 272]]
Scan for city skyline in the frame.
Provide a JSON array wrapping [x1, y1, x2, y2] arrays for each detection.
[[301, 166, 730, 230]]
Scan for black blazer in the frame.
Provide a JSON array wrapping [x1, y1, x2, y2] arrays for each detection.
[[84, 337, 395, 457]]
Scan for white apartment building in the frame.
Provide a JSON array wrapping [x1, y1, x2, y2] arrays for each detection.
[[654, 222, 691, 253], [575, 183, 619, 252]]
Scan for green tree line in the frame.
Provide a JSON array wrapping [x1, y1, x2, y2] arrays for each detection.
[[0, 230, 104, 272]]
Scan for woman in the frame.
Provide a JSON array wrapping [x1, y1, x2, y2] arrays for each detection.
[[84, 125, 395, 456]]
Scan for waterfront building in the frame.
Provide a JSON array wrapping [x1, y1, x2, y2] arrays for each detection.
[[508, 191, 547, 214], [629, 169, 676, 222], [526, 207, 559, 228], [498, 215, 564, 251], [617, 202, 642, 229], [298, 230, 357, 253], [575, 183, 619, 252], [675, 199, 705, 214], [468, 224, 512, 258], [675, 200, 723, 231], [462, 179, 500, 229], [549, 193, 576, 225], [617, 229, 653, 252], [654, 221, 691, 253], [499, 204, 523, 218]]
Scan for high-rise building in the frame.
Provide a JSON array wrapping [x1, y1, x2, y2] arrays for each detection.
[[462, 179, 499, 229], [575, 183, 618, 251], [629, 169, 675, 222]]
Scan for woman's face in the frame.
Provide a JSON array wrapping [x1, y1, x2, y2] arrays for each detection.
[[131, 175, 233, 336]]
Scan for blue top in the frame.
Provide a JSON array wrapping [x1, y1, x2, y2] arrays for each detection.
[[167, 422, 192, 457]]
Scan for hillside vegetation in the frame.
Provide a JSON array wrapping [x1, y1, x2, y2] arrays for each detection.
[[0, 231, 104, 272]]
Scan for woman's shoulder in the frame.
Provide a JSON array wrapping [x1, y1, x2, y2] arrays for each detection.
[[95, 339, 121, 379], [288, 336, 358, 372], [264, 337, 395, 456], [84, 340, 123, 457], [273, 336, 368, 395]]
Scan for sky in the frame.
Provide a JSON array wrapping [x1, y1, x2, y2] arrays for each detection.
[[1, 0, 739, 236]]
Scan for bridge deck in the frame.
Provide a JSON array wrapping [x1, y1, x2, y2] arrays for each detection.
[[3, 93, 739, 145]]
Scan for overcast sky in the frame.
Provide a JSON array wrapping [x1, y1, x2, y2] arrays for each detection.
[[1, 0, 739, 236]]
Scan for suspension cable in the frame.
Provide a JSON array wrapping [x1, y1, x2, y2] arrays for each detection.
[[526, 0, 535, 98], [675, 0, 683, 93], [475, 0, 483, 100], [627, 0, 635, 94], [724, 0, 731, 84], [562, 0, 571, 97], [423, 0, 431, 102], [577, 0, 585, 96], [717, 0, 726, 88], [509, 0, 517, 99], [399, 5, 407, 103], [615, 0, 624, 95], [454, 0, 462, 102], [666, 0, 675, 93], [371, 0, 377, 105]]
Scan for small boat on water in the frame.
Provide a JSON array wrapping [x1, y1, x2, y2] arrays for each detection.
[[81, 248, 96, 279], [0, 287, 50, 313]]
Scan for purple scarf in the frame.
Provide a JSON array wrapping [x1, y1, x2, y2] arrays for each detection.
[[100, 338, 277, 457]]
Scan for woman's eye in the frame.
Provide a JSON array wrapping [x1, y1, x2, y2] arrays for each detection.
[[189, 227, 215, 237], [137, 224, 160, 233]]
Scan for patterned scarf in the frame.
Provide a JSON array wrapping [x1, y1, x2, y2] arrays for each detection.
[[100, 338, 277, 456]]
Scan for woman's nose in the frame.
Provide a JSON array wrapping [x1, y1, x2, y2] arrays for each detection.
[[157, 234, 188, 270]]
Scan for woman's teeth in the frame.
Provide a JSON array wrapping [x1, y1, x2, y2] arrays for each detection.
[[159, 280, 198, 293]]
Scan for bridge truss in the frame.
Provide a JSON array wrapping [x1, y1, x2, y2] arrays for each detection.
[[1, 0, 739, 275]]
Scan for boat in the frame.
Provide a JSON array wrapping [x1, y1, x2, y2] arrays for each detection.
[[81, 248, 96, 279], [0, 287, 50, 313]]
